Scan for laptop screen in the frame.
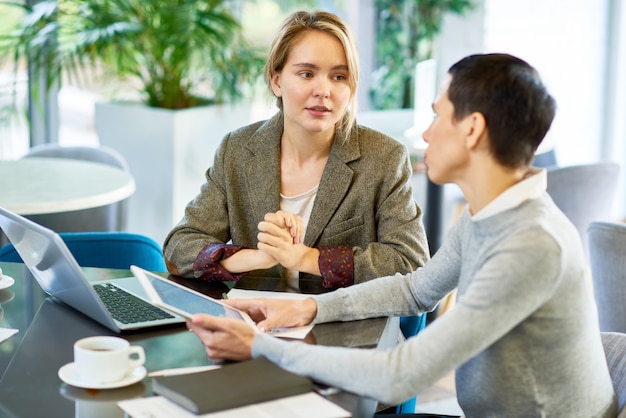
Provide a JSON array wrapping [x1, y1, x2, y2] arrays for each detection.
[[0, 207, 86, 297], [0, 206, 187, 333]]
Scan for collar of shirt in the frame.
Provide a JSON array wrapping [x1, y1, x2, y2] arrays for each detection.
[[471, 168, 547, 221]]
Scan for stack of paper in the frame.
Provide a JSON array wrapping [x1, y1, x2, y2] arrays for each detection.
[[119, 393, 350, 418]]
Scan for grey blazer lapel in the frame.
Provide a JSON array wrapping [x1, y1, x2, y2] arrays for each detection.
[[242, 115, 361, 246], [305, 130, 361, 246], [244, 116, 282, 223]]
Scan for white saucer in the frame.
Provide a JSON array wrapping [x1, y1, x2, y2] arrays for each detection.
[[0, 275, 15, 290], [58, 363, 146, 389]]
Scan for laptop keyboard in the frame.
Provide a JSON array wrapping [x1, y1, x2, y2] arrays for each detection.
[[93, 283, 176, 324]]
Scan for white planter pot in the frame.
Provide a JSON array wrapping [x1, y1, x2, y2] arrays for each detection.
[[95, 100, 274, 244]]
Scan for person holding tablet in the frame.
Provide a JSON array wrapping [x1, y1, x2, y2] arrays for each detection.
[[163, 10, 429, 293], [187, 53, 616, 417]]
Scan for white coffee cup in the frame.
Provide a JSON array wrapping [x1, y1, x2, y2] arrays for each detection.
[[74, 336, 145, 384]]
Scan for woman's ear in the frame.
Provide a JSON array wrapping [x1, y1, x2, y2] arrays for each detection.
[[464, 112, 487, 150], [270, 73, 282, 97]]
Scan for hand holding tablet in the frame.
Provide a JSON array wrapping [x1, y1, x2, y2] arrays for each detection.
[[130, 266, 256, 328], [131, 266, 314, 339]]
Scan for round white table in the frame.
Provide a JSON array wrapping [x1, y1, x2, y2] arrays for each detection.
[[0, 158, 136, 215]]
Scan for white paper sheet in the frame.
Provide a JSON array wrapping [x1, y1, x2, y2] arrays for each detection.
[[118, 393, 350, 418], [227, 288, 314, 339], [227, 288, 312, 301], [0, 328, 18, 343]]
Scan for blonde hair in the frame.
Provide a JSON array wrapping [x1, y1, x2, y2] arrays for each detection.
[[264, 10, 359, 142]]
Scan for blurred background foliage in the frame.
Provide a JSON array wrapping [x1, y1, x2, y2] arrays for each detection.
[[1, 0, 472, 111], [371, 0, 473, 110]]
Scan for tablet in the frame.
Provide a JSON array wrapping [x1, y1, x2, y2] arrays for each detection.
[[130, 265, 256, 327]]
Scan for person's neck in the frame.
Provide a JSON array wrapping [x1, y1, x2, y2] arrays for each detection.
[[281, 128, 333, 165], [459, 159, 530, 216]]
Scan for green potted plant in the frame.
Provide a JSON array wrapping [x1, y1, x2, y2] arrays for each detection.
[[1, 0, 270, 241], [1, 0, 264, 108]]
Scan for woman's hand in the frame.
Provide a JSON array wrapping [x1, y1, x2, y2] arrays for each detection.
[[220, 211, 307, 274], [187, 315, 256, 362], [224, 297, 318, 333], [187, 298, 317, 361], [257, 211, 321, 274], [261, 211, 304, 244]]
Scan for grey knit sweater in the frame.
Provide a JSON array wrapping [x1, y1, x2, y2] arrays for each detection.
[[252, 193, 616, 417]]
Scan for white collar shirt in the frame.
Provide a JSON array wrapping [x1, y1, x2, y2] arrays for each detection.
[[472, 168, 547, 221]]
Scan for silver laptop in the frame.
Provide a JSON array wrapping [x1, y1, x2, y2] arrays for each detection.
[[0, 206, 186, 332]]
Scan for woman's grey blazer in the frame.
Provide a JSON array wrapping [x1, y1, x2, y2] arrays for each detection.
[[163, 113, 429, 290]]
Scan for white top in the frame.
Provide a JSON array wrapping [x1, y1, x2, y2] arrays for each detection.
[[0, 158, 136, 215], [280, 185, 319, 289]]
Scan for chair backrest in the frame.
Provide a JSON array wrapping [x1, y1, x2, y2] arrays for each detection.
[[547, 162, 620, 260], [601, 332, 626, 417], [588, 221, 626, 333], [0, 231, 166, 272], [23, 143, 129, 170], [21, 144, 130, 232]]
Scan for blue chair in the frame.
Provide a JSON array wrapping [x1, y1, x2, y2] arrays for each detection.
[[0, 231, 166, 272], [395, 313, 428, 414]]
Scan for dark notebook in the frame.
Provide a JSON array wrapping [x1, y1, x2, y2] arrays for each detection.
[[152, 357, 315, 414]]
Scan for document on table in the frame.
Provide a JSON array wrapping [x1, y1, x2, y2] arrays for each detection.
[[226, 288, 315, 339], [118, 393, 350, 418], [0, 328, 18, 343]]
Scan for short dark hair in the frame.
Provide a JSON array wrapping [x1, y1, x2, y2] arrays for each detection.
[[447, 53, 556, 168]]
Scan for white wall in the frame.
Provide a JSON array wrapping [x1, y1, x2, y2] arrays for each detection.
[[438, 0, 626, 220], [604, 0, 626, 220], [483, 0, 608, 165], [440, 0, 609, 164]]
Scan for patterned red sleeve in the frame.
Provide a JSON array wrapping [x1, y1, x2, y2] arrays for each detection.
[[193, 242, 249, 282], [317, 245, 354, 289]]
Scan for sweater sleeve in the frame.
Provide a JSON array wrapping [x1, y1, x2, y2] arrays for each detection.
[[312, 214, 466, 324], [251, 217, 566, 407]]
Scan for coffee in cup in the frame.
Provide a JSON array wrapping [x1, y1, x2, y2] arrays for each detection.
[[74, 336, 145, 384]]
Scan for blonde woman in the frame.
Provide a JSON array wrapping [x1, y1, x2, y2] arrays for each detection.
[[164, 10, 429, 293]]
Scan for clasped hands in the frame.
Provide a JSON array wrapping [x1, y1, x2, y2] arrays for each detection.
[[256, 210, 306, 269], [219, 210, 320, 276], [253, 210, 321, 273]]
